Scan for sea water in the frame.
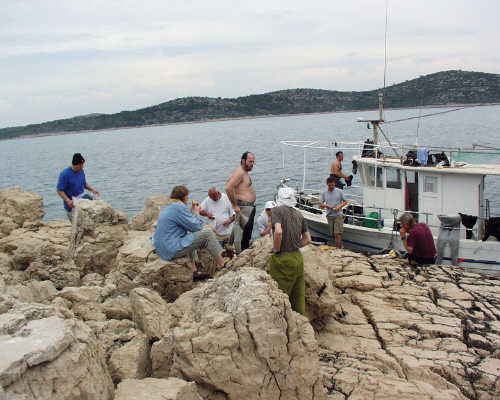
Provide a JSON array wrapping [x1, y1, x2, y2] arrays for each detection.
[[1, 105, 499, 222]]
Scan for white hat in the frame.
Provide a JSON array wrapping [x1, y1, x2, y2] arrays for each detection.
[[276, 187, 296, 207], [264, 201, 276, 209]]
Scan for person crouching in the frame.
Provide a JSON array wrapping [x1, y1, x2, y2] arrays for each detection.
[[399, 212, 436, 266]]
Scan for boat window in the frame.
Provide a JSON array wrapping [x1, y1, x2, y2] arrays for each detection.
[[359, 166, 366, 185], [406, 171, 416, 184], [386, 168, 401, 189], [376, 167, 383, 188], [424, 176, 438, 193], [365, 166, 375, 186]]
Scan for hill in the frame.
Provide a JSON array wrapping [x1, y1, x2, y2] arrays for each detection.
[[1, 70, 499, 140]]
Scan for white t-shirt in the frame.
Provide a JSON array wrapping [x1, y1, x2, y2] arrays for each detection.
[[256, 212, 270, 235], [200, 193, 235, 235]]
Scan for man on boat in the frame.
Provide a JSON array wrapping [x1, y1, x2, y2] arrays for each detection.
[[399, 213, 436, 265], [56, 153, 100, 222], [256, 200, 276, 237], [225, 151, 256, 254], [320, 176, 348, 248], [270, 187, 311, 315], [330, 151, 353, 189], [200, 187, 236, 256]]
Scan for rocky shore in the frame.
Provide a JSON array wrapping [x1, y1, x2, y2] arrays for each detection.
[[0, 187, 498, 400]]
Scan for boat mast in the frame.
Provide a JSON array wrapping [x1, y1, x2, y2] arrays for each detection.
[[358, 92, 384, 148], [372, 92, 384, 145]]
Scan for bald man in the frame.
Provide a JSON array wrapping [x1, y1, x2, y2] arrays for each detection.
[[200, 187, 236, 249]]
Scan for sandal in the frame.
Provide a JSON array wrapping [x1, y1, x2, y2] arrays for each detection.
[[193, 271, 211, 281]]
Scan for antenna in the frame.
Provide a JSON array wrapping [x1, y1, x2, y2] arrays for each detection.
[[383, 0, 389, 92]]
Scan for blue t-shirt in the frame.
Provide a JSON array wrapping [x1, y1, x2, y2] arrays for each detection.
[[320, 188, 345, 216], [56, 167, 87, 211]]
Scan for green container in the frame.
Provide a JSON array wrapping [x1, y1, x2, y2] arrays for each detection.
[[363, 212, 380, 228]]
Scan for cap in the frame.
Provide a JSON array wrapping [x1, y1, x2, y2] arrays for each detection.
[[265, 201, 276, 210]]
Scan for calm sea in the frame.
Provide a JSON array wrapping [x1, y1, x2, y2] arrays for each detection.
[[1, 106, 499, 223]]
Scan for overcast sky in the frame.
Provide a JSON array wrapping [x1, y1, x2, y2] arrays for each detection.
[[1, 0, 499, 127]]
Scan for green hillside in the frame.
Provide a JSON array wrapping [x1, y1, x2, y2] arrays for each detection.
[[1, 70, 499, 140]]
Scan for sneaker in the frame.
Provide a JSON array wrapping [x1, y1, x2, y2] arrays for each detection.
[[193, 272, 211, 281]]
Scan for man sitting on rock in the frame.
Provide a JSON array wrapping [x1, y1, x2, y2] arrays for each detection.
[[200, 187, 236, 258], [56, 153, 100, 222], [399, 212, 436, 265], [270, 187, 311, 315], [153, 185, 225, 280]]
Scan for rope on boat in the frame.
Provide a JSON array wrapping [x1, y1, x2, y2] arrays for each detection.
[[383, 104, 497, 125]]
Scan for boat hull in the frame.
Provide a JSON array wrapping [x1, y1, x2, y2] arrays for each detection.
[[301, 209, 500, 274]]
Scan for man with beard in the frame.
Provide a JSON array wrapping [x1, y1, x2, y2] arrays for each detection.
[[226, 152, 256, 254]]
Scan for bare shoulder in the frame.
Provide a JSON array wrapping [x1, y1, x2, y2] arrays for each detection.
[[229, 167, 245, 179], [226, 167, 244, 185]]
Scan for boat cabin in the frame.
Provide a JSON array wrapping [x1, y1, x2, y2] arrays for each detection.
[[355, 154, 500, 239]]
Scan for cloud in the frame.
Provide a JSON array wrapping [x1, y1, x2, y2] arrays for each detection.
[[1, 0, 499, 126]]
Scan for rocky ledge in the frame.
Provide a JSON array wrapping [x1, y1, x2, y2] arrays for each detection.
[[0, 186, 498, 400]]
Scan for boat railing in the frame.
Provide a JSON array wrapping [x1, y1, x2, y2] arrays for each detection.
[[295, 191, 486, 240]]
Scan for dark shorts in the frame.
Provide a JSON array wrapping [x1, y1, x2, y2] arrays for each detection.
[[408, 253, 436, 265]]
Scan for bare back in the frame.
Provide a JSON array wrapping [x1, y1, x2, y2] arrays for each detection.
[[226, 166, 256, 204]]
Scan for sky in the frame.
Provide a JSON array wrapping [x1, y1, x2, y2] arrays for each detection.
[[1, 0, 499, 127]]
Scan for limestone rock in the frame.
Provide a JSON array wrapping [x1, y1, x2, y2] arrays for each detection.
[[56, 286, 111, 322], [114, 378, 202, 400], [106, 230, 155, 294], [59, 286, 103, 303], [90, 319, 140, 359], [0, 187, 44, 239], [108, 231, 193, 301], [1, 280, 57, 304], [108, 333, 150, 383], [132, 257, 193, 302], [220, 235, 272, 274], [70, 199, 128, 276], [151, 268, 326, 400], [129, 195, 170, 231], [102, 296, 132, 320], [306, 248, 500, 400], [130, 288, 171, 340], [82, 272, 105, 286], [300, 246, 341, 323], [0, 220, 78, 289], [1, 302, 114, 400], [221, 241, 340, 323]]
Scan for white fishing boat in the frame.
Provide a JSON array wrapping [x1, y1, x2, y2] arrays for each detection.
[[277, 97, 500, 273]]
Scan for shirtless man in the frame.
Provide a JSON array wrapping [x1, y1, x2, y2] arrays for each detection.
[[330, 151, 352, 189], [225, 152, 256, 254]]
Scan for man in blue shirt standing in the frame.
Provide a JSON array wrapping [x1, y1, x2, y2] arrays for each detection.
[[56, 153, 100, 221]]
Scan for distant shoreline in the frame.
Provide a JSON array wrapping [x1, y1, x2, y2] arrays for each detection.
[[3, 102, 500, 142]]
